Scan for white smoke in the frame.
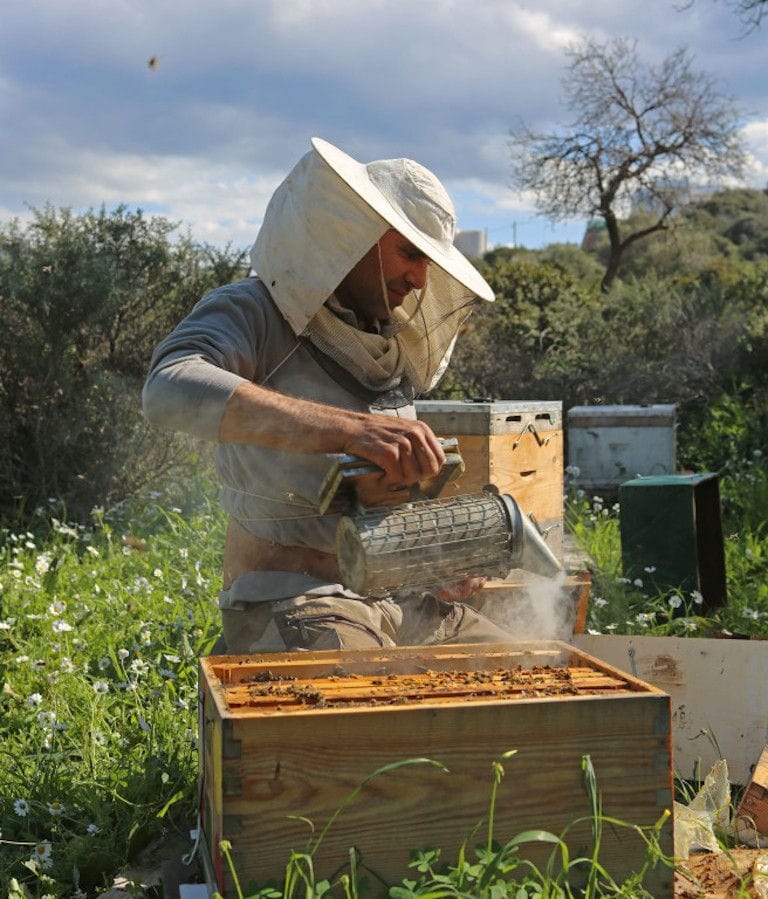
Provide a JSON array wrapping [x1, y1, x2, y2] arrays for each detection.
[[478, 569, 574, 641]]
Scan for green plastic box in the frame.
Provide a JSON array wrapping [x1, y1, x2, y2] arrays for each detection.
[[619, 472, 726, 614]]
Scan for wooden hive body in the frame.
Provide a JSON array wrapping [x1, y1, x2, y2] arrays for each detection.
[[199, 641, 673, 897]]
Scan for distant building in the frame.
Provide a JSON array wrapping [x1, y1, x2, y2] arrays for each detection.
[[454, 229, 488, 258]]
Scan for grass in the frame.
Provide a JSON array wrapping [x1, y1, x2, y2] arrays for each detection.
[[0, 457, 764, 896], [0, 484, 224, 897]]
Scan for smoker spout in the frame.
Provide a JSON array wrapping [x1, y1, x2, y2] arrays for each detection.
[[500, 494, 564, 578]]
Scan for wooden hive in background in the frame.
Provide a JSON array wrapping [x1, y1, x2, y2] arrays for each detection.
[[199, 641, 673, 898], [415, 400, 564, 560]]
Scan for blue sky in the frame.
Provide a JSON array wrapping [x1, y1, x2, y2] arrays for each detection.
[[1, 0, 766, 251]]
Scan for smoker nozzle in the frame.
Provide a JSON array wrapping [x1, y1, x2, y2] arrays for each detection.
[[499, 493, 563, 579]]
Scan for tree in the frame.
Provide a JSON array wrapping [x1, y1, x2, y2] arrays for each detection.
[[509, 36, 747, 292]]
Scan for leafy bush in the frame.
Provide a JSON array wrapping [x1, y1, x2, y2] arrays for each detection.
[[0, 205, 246, 524]]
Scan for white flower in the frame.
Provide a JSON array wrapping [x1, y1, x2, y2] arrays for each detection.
[[35, 553, 53, 575], [85, 545, 100, 557], [0, 620, 11, 630], [37, 710, 57, 729], [15, 654, 30, 664], [153, 568, 163, 578], [48, 599, 66, 616], [633, 578, 644, 588], [690, 590, 704, 605], [93, 680, 109, 695], [87, 823, 101, 836], [592, 597, 608, 608], [14, 798, 30, 817], [59, 657, 75, 674], [27, 693, 43, 707], [668, 595, 683, 610], [130, 659, 150, 677], [31, 841, 52, 868], [117, 648, 130, 660], [47, 800, 65, 816], [643, 566, 656, 574], [52, 620, 73, 633]]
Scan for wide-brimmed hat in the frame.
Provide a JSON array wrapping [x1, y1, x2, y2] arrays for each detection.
[[311, 138, 494, 303]]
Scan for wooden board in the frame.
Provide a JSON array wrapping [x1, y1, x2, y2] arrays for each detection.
[[199, 641, 673, 898], [573, 634, 768, 785], [736, 744, 768, 835]]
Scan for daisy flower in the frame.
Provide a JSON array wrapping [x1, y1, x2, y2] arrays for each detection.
[[31, 841, 52, 869]]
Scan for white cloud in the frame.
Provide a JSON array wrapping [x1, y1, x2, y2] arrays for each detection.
[[742, 118, 768, 185], [1, 0, 767, 249]]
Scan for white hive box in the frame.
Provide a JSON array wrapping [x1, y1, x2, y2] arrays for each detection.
[[566, 405, 676, 493]]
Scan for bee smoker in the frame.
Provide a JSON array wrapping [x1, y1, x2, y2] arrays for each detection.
[[336, 490, 563, 595]]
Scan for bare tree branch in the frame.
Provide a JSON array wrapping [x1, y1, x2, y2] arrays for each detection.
[[509, 36, 746, 291]]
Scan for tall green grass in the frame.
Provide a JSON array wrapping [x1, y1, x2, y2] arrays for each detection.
[[0, 486, 224, 896]]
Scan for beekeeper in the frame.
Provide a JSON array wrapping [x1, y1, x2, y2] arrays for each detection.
[[143, 137, 515, 652]]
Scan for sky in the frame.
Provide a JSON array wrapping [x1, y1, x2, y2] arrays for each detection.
[[1, 0, 766, 253]]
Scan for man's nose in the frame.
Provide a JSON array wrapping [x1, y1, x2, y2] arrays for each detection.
[[406, 258, 429, 290]]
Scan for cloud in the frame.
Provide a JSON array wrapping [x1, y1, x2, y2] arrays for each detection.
[[1, 0, 768, 248]]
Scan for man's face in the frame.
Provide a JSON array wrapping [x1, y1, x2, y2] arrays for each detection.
[[335, 229, 430, 326]]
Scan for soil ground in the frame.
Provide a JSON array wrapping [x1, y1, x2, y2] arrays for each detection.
[[674, 848, 768, 898]]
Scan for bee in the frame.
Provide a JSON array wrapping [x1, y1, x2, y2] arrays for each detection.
[[147, 56, 159, 70]]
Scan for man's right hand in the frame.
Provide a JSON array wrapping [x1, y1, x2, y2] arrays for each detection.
[[342, 415, 445, 488]]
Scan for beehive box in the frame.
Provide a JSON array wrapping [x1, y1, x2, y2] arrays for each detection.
[[415, 400, 564, 559], [566, 404, 677, 493], [199, 642, 673, 897]]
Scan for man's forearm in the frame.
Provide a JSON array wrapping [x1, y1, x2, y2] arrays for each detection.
[[218, 381, 445, 486]]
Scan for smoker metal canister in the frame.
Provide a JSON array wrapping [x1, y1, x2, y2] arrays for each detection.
[[335, 492, 522, 595]]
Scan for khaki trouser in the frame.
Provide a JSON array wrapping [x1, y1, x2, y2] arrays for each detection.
[[220, 590, 516, 654]]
